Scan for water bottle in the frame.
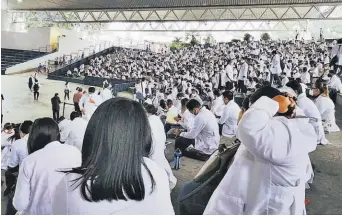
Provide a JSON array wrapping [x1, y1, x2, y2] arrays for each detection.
[[173, 148, 182, 170]]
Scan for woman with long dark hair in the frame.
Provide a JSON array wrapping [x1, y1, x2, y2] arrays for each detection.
[[13, 118, 81, 214], [52, 98, 174, 214]]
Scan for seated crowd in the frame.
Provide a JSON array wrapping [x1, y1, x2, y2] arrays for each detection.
[[1, 37, 342, 215]]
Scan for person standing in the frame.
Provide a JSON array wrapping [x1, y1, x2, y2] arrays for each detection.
[[79, 87, 102, 121], [64, 82, 70, 101], [270, 50, 282, 87], [73, 87, 83, 112], [33, 81, 40, 100], [237, 57, 248, 93], [51, 93, 61, 121], [28, 75, 34, 92]]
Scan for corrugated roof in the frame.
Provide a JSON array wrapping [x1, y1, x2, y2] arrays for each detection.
[[5, 0, 342, 10]]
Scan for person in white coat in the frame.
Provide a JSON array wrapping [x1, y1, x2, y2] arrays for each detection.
[[270, 50, 282, 87], [65, 111, 88, 151], [286, 80, 329, 145], [145, 104, 177, 190], [57, 116, 71, 143], [174, 99, 220, 159], [204, 86, 317, 215], [1, 123, 15, 170], [237, 58, 248, 93], [100, 83, 113, 102], [79, 86, 102, 121], [13, 118, 81, 215], [52, 98, 174, 215], [218, 91, 241, 143], [211, 89, 225, 118], [311, 81, 340, 132]]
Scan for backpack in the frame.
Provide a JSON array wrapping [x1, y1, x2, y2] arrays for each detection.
[[178, 142, 240, 215], [33, 83, 39, 91]]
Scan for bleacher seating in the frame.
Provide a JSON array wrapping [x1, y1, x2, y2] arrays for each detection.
[[1, 48, 48, 74]]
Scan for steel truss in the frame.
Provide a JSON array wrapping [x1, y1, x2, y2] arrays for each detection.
[[11, 4, 342, 23]]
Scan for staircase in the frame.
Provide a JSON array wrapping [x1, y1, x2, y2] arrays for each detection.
[[1, 49, 49, 74]]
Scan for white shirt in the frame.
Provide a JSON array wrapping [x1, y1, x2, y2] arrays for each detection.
[[205, 97, 317, 215], [66, 118, 88, 151], [218, 100, 241, 137], [328, 75, 342, 91], [301, 72, 311, 84], [1, 130, 15, 169], [315, 95, 340, 132], [8, 134, 29, 168], [100, 88, 112, 102], [180, 107, 220, 155], [178, 109, 194, 131], [52, 158, 174, 215], [238, 62, 248, 80], [58, 119, 71, 143], [148, 115, 177, 190], [79, 93, 103, 121], [13, 141, 81, 215], [281, 76, 289, 86], [271, 54, 282, 74]]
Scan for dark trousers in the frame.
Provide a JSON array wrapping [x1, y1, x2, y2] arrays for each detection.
[[53, 109, 60, 121], [175, 137, 210, 161], [28, 83, 32, 91], [271, 74, 281, 87], [329, 89, 338, 104], [34, 91, 39, 100], [64, 91, 70, 100], [74, 102, 80, 112], [237, 80, 247, 93]]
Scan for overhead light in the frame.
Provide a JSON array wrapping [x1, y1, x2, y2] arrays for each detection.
[[17, 0, 23, 3]]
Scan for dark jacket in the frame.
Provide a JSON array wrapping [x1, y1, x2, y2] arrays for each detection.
[[51, 96, 61, 110]]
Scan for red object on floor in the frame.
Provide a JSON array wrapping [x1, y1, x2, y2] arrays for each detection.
[[305, 198, 311, 206]]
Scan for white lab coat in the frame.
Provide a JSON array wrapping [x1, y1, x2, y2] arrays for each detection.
[[7, 134, 29, 168], [65, 117, 88, 151], [204, 97, 317, 215], [100, 88, 113, 102], [180, 107, 220, 155], [148, 115, 177, 190], [1, 130, 14, 169], [13, 141, 81, 215], [79, 93, 103, 121], [51, 157, 175, 215], [328, 75, 342, 92], [218, 100, 241, 137], [238, 62, 248, 81], [225, 64, 235, 81], [301, 72, 311, 84], [211, 96, 225, 117], [178, 109, 194, 130], [271, 54, 282, 75], [58, 119, 71, 143], [315, 95, 340, 132], [296, 93, 328, 145]]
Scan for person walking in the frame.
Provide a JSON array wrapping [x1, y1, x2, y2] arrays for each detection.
[[51, 93, 61, 121], [64, 82, 70, 101], [33, 80, 40, 100], [73, 87, 83, 112]]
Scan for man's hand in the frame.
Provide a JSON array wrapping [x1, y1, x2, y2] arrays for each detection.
[[81, 109, 86, 114], [174, 116, 181, 122], [89, 98, 95, 104]]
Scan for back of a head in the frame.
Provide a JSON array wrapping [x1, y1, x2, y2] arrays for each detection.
[[70, 111, 82, 121], [222, 90, 234, 100], [167, 99, 173, 106], [20, 120, 33, 135], [181, 98, 189, 107], [89, 87, 96, 94], [58, 116, 65, 123], [78, 87, 83, 92], [27, 118, 59, 154], [54, 93, 59, 97], [145, 104, 157, 115], [78, 98, 154, 202], [249, 86, 281, 105], [3, 123, 13, 131], [186, 99, 201, 110], [286, 80, 303, 95]]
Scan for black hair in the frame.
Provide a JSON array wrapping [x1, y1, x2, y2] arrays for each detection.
[[249, 86, 281, 105], [286, 80, 303, 95], [222, 90, 234, 100], [181, 98, 189, 107], [27, 118, 60, 154], [295, 78, 302, 83], [145, 104, 157, 115], [58, 116, 65, 123], [70, 111, 82, 120], [159, 99, 167, 110], [68, 98, 155, 202], [2, 123, 13, 131], [213, 89, 221, 97], [89, 87, 96, 93], [7, 123, 21, 143], [54, 93, 59, 97], [167, 99, 173, 105], [78, 87, 83, 92], [19, 120, 33, 134], [186, 99, 201, 110]]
